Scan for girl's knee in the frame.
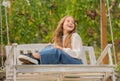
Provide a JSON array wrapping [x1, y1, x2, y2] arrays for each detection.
[[40, 48, 61, 55]]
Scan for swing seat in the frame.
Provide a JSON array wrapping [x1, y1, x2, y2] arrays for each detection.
[[5, 43, 116, 81]]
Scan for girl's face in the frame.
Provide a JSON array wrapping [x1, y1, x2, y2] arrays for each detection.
[[63, 17, 75, 34]]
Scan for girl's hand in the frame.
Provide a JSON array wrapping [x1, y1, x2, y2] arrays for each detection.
[[45, 42, 51, 47], [54, 45, 63, 50]]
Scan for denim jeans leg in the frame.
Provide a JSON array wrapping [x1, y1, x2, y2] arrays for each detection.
[[39, 45, 83, 64], [60, 53, 83, 64], [39, 45, 61, 64]]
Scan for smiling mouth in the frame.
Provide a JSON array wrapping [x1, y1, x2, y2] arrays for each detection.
[[68, 26, 73, 28]]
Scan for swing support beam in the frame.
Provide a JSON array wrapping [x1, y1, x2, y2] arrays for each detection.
[[101, 0, 108, 64]]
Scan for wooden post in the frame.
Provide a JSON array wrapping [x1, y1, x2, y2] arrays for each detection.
[[102, 0, 108, 64], [102, 0, 109, 81], [115, 38, 120, 63]]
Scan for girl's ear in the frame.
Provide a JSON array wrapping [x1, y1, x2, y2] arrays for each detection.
[[74, 19, 78, 26], [75, 22, 77, 26]]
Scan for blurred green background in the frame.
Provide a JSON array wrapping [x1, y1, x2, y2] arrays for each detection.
[[0, 0, 119, 45]]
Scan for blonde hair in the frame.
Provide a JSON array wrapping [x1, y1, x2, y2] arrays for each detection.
[[53, 16, 77, 48]]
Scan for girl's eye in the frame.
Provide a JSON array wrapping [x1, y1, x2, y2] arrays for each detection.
[[66, 19, 74, 24], [71, 21, 74, 24], [67, 20, 70, 22]]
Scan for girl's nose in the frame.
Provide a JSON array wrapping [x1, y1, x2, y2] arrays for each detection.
[[69, 21, 73, 25], [69, 21, 71, 23]]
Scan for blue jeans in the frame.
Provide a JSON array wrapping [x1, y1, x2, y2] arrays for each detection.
[[39, 45, 83, 64]]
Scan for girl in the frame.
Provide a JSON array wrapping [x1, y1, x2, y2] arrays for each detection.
[[18, 15, 83, 64]]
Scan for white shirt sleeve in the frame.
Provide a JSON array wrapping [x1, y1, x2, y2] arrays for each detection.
[[63, 33, 83, 59]]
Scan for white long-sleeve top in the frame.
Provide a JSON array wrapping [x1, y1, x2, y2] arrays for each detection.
[[62, 33, 83, 59]]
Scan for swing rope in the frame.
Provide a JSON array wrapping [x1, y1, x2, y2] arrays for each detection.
[[4, 0, 10, 45], [100, 0, 102, 52], [0, 0, 4, 70], [106, 0, 117, 65], [0, 0, 10, 70]]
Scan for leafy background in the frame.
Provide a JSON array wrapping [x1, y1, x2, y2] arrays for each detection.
[[1, 0, 120, 45], [1, 0, 102, 45]]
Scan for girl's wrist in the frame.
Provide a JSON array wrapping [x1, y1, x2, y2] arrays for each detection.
[[60, 47, 63, 50]]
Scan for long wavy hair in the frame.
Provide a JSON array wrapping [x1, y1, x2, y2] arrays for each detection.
[[53, 16, 77, 48]]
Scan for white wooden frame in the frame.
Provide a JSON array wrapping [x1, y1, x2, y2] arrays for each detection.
[[5, 43, 116, 81]]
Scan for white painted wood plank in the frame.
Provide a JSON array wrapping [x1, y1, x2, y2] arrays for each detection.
[[96, 44, 112, 64], [88, 47, 96, 65]]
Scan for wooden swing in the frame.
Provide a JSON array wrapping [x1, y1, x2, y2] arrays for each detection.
[[5, 43, 116, 81]]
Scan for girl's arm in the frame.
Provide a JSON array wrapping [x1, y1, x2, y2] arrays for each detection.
[[54, 44, 63, 50]]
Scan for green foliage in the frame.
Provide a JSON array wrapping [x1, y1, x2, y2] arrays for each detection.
[[0, 0, 120, 47], [116, 64, 120, 72]]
